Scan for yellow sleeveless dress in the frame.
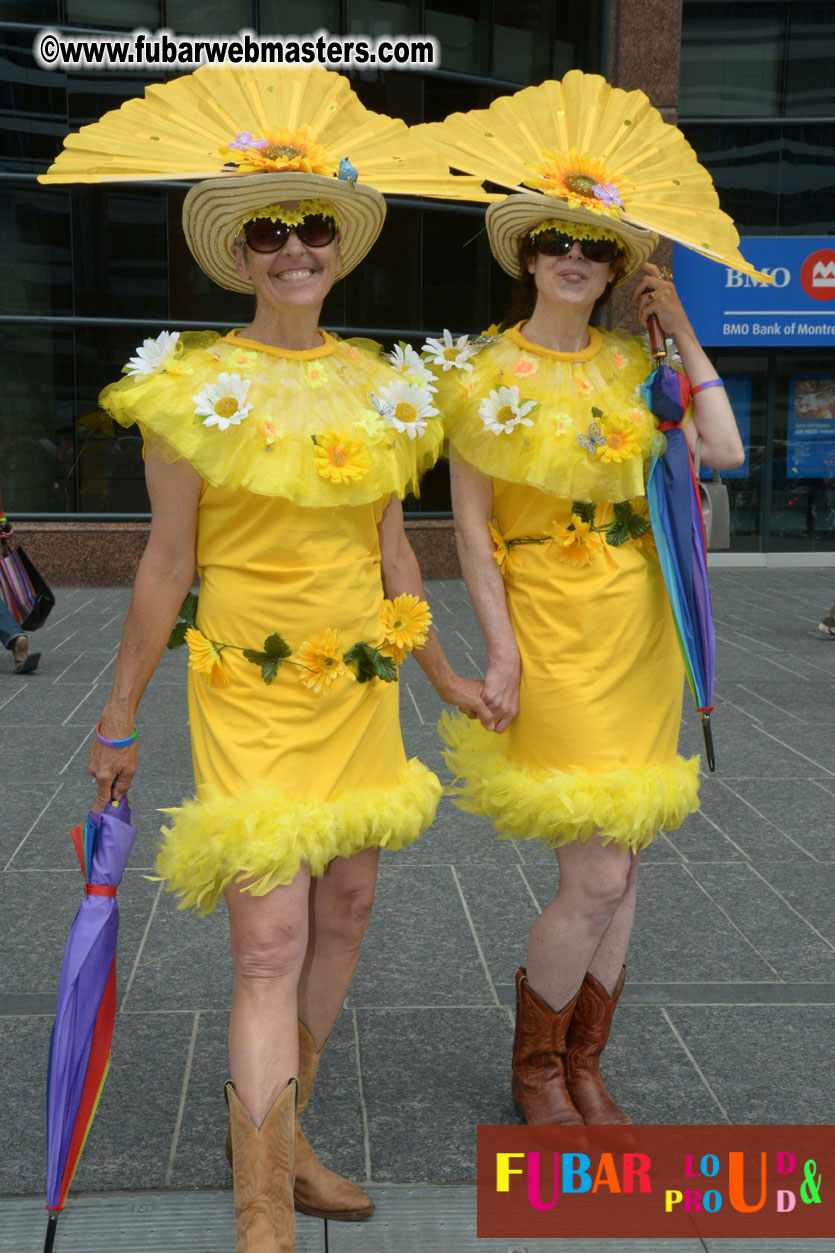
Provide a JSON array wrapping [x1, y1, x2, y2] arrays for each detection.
[[437, 324, 700, 850], [100, 329, 443, 911]]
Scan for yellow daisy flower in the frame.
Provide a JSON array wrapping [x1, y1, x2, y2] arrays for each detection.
[[185, 627, 230, 689], [488, 520, 514, 576], [524, 148, 630, 218], [379, 595, 432, 657], [297, 628, 351, 694], [313, 431, 371, 483], [221, 128, 335, 176], [598, 416, 641, 463], [555, 516, 604, 568], [306, 361, 328, 389]]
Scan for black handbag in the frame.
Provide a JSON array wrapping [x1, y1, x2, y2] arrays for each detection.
[[0, 540, 55, 630]]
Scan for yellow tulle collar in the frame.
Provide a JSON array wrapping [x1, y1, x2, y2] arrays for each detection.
[[433, 326, 665, 503], [503, 323, 603, 362], [99, 330, 443, 507]]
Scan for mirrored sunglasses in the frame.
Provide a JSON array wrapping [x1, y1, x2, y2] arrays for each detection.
[[244, 213, 337, 253], [533, 230, 623, 263]]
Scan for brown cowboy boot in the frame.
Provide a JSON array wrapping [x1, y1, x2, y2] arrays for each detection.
[[511, 968, 583, 1125], [225, 1022, 374, 1220], [225, 1077, 297, 1253], [565, 966, 632, 1125]]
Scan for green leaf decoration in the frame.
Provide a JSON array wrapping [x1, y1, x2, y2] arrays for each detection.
[[613, 501, 635, 525], [166, 620, 189, 650], [179, 593, 199, 626], [627, 513, 651, 539], [605, 522, 631, 547], [344, 642, 398, 684], [263, 633, 292, 661], [591, 406, 603, 419], [260, 657, 281, 685], [571, 500, 596, 524]]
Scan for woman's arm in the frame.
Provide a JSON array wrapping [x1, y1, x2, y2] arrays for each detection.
[[377, 495, 493, 726], [632, 262, 745, 470], [449, 449, 520, 734], [89, 451, 202, 809]]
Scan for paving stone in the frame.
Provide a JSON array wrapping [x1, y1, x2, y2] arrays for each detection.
[[121, 888, 233, 1014], [754, 863, 835, 947], [350, 863, 496, 1007]]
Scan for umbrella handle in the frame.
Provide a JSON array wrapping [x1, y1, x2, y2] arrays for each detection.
[[44, 1213, 58, 1253], [700, 709, 716, 773], [647, 312, 666, 361]]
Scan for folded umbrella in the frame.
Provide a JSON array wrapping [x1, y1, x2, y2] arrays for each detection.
[[44, 796, 136, 1252], [642, 340, 716, 772]]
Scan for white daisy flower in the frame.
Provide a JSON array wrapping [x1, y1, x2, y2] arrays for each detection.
[[371, 380, 439, 440], [386, 342, 437, 390], [478, 385, 539, 436], [124, 330, 180, 377], [192, 372, 253, 431], [421, 328, 477, 372]]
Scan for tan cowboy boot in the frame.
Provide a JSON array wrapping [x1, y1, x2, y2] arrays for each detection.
[[225, 1078, 297, 1253], [565, 966, 632, 1124], [511, 968, 584, 1125], [294, 1020, 374, 1220], [225, 1023, 374, 1220]]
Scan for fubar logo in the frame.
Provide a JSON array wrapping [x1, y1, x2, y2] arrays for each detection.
[[801, 249, 835, 302]]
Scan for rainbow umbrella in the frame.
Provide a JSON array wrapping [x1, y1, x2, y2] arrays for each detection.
[[44, 797, 136, 1252], [643, 358, 716, 772]]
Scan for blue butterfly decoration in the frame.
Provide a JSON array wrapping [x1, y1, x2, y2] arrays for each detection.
[[576, 421, 607, 455], [338, 157, 358, 185]]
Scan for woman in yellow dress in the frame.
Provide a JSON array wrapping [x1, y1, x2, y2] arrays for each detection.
[[435, 194, 745, 1127], [85, 163, 488, 1252]]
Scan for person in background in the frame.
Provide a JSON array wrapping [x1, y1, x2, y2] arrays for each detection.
[[0, 488, 40, 675]]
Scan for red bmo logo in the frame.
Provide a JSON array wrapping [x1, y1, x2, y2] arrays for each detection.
[[800, 249, 835, 301]]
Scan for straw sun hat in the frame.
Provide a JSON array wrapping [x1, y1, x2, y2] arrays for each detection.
[[485, 193, 658, 284], [182, 170, 386, 293]]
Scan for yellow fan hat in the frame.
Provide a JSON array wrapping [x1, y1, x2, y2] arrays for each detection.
[[40, 65, 484, 289], [416, 70, 772, 284]]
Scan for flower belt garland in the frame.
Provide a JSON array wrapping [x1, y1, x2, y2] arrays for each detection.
[[490, 499, 654, 575], [167, 593, 431, 692]]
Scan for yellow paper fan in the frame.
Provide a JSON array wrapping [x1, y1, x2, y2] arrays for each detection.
[[38, 65, 480, 201], [416, 70, 771, 282]]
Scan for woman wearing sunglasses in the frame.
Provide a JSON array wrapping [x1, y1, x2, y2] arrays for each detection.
[[86, 152, 488, 1245], [435, 192, 743, 1126]]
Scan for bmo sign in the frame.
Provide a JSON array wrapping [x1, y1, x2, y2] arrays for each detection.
[[672, 238, 835, 346]]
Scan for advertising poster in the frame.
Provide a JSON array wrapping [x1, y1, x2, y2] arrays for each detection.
[[787, 378, 835, 479]]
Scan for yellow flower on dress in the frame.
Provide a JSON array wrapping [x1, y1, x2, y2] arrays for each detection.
[[512, 356, 539, 379], [598, 416, 641, 464], [488, 520, 514, 576], [260, 420, 278, 451], [305, 361, 328, 389], [342, 344, 362, 364], [611, 352, 626, 369], [379, 595, 432, 659], [555, 516, 604, 568], [626, 408, 645, 426], [296, 628, 352, 694], [573, 372, 592, 394], [313, 431, 371, 483], [185, 627, 230, 689], [553, 412, 573, 437], [629, 498, 657, 554], [226, 348, 259, 370]]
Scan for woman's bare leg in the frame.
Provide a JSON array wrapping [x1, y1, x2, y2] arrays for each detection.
[[525, 835, 637, 1009], [225, 867, 311, 1124], [297, 847, 380, 1048]]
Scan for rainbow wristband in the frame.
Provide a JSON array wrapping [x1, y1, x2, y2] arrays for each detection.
[[690, 377, 724, 395], [96, 721, 138, 748]]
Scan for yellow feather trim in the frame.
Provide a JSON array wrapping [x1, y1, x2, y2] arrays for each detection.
[[439, 711, 699, 849], [434, 327, 664, 503], [156, 758, 441, 914], [99, 331, 443, 507]]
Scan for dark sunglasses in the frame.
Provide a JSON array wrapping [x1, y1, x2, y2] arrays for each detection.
[[244, 213, 337, 253], [533, 229, 623, 263]]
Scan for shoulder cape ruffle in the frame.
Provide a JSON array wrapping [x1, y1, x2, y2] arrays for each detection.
[[99, 331, 443, 507], [435, 326, 668, 503]]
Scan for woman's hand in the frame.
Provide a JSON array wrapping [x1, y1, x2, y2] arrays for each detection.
[[480, 652, 521, 735], [89, 718, 137, 811], [436, 672, 495, 728], [630, 262, 694, 342]]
